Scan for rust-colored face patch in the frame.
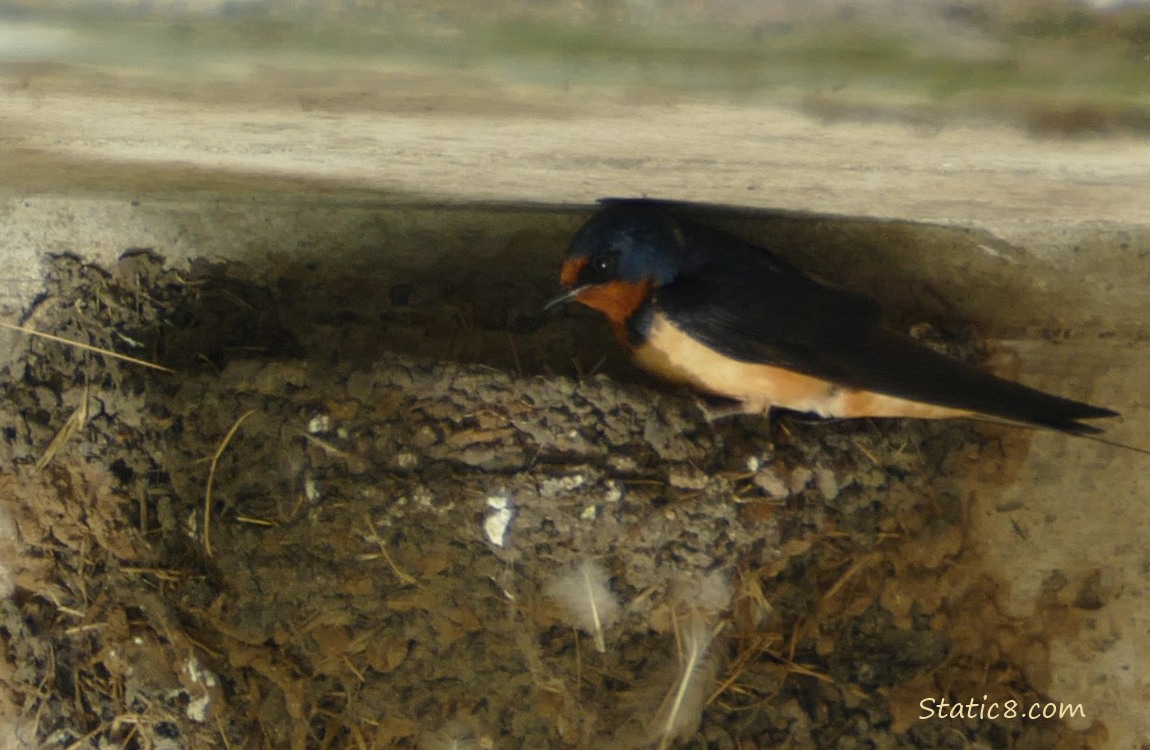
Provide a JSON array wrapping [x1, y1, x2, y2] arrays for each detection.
[[559, 257, 588, 286], [572, 279, 651, 326], [555, 255, 651, 346]]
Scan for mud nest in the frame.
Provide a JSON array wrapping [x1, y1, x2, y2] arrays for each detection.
[[0, 252, 1091, 749]]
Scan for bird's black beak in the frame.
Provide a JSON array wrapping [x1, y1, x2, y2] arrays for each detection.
[[544, 284, 594, 311]]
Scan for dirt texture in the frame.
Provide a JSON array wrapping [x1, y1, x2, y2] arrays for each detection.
[[0, 252, 1105, 749]]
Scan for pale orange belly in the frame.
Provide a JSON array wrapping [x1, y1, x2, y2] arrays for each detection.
[[631, 313, 973, 420]]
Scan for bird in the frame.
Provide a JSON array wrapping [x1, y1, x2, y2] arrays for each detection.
[[546, 199, 1119, 436]]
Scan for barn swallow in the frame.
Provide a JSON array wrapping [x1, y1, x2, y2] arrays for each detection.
[[547, 199, 1118, 435]]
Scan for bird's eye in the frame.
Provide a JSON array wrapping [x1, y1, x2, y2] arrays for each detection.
[[591, 254, 617, 275]]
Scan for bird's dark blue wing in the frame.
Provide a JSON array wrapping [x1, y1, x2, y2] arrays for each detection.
[[651, 214, 883, 377]]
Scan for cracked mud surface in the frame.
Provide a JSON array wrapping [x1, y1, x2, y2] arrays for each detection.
[[0, 252, 1103, 749]]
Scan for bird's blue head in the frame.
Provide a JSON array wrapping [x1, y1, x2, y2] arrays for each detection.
[[547, 203, 687, 324]]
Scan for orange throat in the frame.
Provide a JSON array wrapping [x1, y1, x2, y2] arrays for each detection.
[[573, 280, 652, 346], [557, 257, 652, 346]]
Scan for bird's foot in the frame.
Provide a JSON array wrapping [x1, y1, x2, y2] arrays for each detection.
[[693, 397, 771, 424]]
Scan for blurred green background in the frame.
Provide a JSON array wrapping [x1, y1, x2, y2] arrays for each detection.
[[2, 0, 1148, 135]]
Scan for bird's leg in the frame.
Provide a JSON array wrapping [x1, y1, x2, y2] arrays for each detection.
[[694, 401, 743, 423], [693, 396, 772, 424]]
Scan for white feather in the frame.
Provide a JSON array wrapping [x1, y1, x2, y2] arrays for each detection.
[[654, 610, 721, 750], [422, 721, 479, 750], [545, 559, 621, 653]]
